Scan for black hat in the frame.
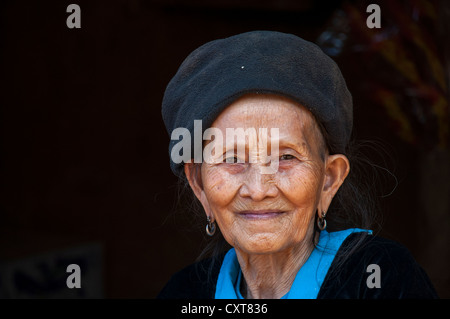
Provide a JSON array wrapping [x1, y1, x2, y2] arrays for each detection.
[[162, 30, 353, 177]]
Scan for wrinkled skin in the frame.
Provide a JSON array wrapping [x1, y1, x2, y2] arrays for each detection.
[[185, 93, 350, 299]]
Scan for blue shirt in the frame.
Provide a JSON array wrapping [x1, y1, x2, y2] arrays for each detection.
[[214, 228, 372, 299]]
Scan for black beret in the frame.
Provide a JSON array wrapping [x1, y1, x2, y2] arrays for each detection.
[[162, 30, 353, 177]]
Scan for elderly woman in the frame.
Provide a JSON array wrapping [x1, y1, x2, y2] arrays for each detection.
[[158, 31, 437, 299]]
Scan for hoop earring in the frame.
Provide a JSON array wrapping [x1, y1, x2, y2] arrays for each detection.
[[317, 211, 327, 231], [206, 216, 216, 236]]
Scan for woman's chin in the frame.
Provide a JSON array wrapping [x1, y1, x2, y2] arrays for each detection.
[[233, 233, 288, 255]]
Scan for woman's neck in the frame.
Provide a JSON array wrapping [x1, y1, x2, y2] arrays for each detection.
[[235, 225, 319, 299], [235, 233, 316, 299]]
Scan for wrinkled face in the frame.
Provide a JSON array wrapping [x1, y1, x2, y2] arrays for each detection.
[[187, 94, 346, 255]]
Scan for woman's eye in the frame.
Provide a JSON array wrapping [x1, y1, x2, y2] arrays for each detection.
[[223, 156, 239, 163], [280, 154, 295, 161]]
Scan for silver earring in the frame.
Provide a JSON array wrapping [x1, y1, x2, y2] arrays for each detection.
[[317, 211, 327, 231], [206, 216, 216, 236]]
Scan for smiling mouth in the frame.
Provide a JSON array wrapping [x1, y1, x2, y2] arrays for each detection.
[[237, 210, 286, 220]]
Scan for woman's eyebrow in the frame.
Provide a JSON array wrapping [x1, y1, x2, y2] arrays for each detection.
[[278, 138, 311, 155]]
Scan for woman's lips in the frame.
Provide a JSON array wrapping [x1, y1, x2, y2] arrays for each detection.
[[237, 210, 286, 220]]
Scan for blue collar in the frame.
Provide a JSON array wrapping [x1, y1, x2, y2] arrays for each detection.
[[214, 228, 372, 299]]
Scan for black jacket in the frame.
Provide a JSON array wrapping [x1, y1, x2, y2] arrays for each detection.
[[157, 233, 438, 299]]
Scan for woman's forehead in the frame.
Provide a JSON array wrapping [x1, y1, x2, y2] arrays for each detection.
[[207, 94, 325, 158], [211, 93, 317, 137]]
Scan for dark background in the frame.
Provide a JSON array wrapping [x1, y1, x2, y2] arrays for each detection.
[[1, 0, 449, 298]]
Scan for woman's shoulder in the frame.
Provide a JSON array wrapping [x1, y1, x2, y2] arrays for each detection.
[[319, 231, 438, 298], [156, 253, 225, 299]]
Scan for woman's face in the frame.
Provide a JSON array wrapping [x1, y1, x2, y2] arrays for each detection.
[[186, 94, 349, 255]]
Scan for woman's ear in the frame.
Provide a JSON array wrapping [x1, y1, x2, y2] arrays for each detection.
[[184, 162, 212, 219], [319, 154, 350, 212]]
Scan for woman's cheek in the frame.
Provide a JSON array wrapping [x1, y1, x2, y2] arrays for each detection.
[[202, 165, 241, 207], [276, 163, 323, 206]]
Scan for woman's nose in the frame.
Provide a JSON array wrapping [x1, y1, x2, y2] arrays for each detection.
[[238, 163, 278, 201]]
